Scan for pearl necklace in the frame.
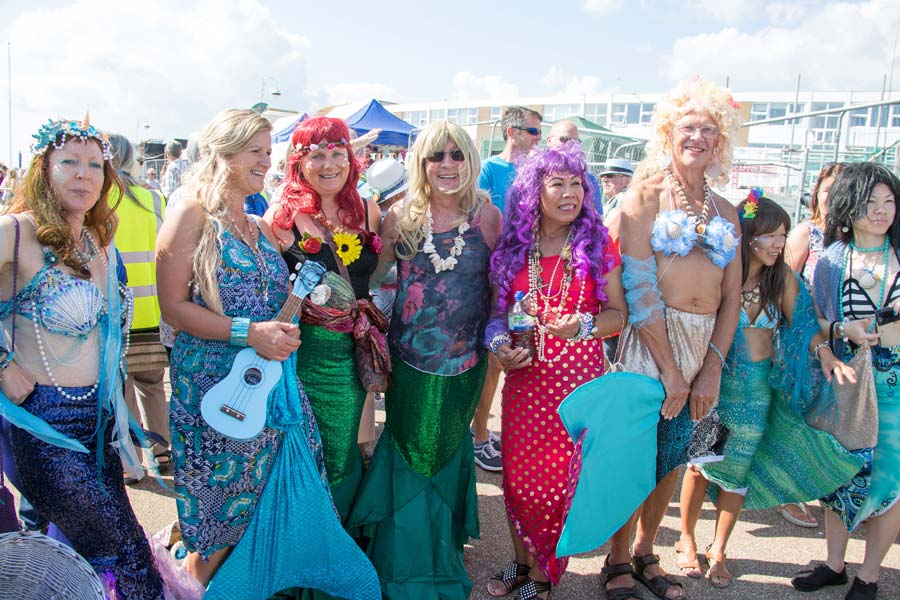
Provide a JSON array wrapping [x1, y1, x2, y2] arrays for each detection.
[[422, 207, 469, 273], [665, 168, 711, 234], [527, 232, 586, 364], [741, 284, 760, 310]]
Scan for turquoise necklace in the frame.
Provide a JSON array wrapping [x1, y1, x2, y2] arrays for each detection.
[[842, 237, 890, 332]]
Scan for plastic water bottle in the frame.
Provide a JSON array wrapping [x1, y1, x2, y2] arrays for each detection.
[[508, 290, 535, 356]]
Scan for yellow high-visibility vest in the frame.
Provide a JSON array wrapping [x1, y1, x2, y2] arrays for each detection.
[[112, 185, 165, 331]]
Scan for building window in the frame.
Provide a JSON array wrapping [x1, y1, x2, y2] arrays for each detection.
[[811, 102, 843, 130], [447, 107, 479, 126], [639, 103, 655, 124], [584, 103, 608, 126], [429, 108, 446, 122], [849, 108, 867, 128], [750, 103, 768, 122], [892, 105, 900, 127], [543, 103, 580, 122], [405, 111, 427, 128], [490, 106, 502, 123]]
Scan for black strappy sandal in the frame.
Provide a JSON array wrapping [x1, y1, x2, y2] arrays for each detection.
[[601, 555, 644, 600], [516, 578, 551, 600], [632, 553, 683, 600], [488, 561, 530, 597]]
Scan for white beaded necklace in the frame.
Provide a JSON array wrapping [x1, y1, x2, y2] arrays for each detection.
[[32, 231, 134, 402], [422, 207, 469, 273]]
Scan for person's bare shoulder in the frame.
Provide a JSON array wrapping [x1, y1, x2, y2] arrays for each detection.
[[622, 173, 665, 218], [711, 191, 739, 223]]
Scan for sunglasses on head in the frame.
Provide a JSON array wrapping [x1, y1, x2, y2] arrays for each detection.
[[513, 126, 541, 136], [425, 150, 465, 163]]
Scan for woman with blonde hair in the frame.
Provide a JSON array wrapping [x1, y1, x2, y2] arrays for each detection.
[[157, 109, 378, 598], [348, 120, 502, 599]]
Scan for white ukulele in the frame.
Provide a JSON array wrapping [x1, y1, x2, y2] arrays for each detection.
[[200, 260, 326, 440]]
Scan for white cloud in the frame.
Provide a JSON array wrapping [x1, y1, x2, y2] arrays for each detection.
[[582, 0, 623, 17], [452, 71, 519, 101], [542, 67, 604, 96], [322, 82, 400, 106], [687, 0, 759, 25], [0, 0, 311, 162], [663, 0, 900, 90]]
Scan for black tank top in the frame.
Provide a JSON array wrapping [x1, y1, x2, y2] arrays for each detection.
[[281, 202, 378, 300]]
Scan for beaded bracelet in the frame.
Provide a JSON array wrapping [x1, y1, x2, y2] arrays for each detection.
[[229, 317, 251, 347], [488, 333, 511, 354], [708, 342, 725, 366], [575, 312, 595, 341], [812, 340, 830, 361]]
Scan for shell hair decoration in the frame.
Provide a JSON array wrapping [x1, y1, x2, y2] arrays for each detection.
[[31, 112, 112, 160]]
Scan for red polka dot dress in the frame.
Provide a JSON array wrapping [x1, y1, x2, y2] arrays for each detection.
[[501, 246, 619, 584]]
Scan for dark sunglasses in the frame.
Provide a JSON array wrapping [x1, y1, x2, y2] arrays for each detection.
[[513, 126, 541, 136], [425, 150, 465, 163]]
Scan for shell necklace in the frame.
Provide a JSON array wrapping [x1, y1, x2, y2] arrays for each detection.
[[741, 284, 760, 310], [665, 168, 711, 234], [422, 207, 469, 273]]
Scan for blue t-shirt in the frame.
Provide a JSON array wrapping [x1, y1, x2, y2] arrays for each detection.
[[478, 156, 517, 215], [244, 192, 269, 217]]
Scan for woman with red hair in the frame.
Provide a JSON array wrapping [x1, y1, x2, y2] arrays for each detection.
[[264, 116, 384, 523]]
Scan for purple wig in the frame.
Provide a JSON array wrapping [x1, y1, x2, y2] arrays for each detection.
[[490, 142, 615, 312]]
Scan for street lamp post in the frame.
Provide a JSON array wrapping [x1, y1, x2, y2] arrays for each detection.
[[260, 77, 282, 102]]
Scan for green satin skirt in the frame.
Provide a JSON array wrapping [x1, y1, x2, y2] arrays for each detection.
[[296, 323, 365, 522], [348, 354, 487, 600]]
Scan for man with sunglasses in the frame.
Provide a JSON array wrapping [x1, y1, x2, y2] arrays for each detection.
[[472, 106, 542, 473]]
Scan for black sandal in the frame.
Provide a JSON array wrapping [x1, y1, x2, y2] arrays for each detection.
[[601, 555, 644, 600], [154, 449, 173, 474], [632, 553, 683, 600], [516, 578, 551, 600], [488, 561, 530, 597]]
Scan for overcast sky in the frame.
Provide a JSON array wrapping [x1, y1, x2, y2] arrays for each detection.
[[0, 0, 898, 165]]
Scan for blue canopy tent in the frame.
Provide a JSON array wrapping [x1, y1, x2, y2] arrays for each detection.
[[345, 100, 415, 147], [272, 113, 307, 143]]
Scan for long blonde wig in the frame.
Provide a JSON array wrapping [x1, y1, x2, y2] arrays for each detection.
[[188, 109, 272, 314], [634, 78, 742, 189], [396, 120, 487, 259]]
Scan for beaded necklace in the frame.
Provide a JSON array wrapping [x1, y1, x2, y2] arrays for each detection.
[[527, 229, 586, 364], [32, 231, 134, 401], [664, 168, 711, 234], [228, 213, 269, 304]]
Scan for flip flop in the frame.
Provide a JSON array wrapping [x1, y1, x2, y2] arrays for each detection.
[[779, 503, 818, 528], [673, 541, 703, 579]]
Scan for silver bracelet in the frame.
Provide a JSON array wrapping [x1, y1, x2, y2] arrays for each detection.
[[812, 340, 830, 361]]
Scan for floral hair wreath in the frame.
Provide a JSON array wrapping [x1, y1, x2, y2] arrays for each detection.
[[294, 138, 350, 154], [739, 187, 763, 221], [31, 112, 112, 160]]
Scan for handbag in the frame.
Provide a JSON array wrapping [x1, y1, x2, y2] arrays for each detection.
[[807, 343, 879, 451], [312, 224, 391, 393]]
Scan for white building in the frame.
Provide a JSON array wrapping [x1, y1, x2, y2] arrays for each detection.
[[386, 90, 900, 206]]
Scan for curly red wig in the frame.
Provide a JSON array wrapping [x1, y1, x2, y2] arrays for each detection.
[[274, 116, 365, 234]]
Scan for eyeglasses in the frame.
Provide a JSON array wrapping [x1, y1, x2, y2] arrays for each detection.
[[513, 126, 541, 136], [425, 150, 465, 163], [676, 124, 719, 139]]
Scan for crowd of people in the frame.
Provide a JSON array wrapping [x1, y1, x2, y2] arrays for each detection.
[[0, 76, 897, 600]]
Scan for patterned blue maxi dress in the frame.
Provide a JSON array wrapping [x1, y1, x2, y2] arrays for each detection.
[[170, 227, 379, 600]]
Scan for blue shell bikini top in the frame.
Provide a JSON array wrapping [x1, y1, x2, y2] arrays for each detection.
[[738, 305, 778, 331], [0, 246, 106, 338], [649, 180, 738, 269]]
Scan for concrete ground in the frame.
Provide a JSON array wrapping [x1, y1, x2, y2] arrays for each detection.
[[8, 372, 899, 599]]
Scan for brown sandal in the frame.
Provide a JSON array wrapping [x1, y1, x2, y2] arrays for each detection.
[[704, 546, 733, 589], [632, 553, 684, 600], [673, 541, 703, 579], [601, 555, 644, 600], [488, 561, 530, 597]]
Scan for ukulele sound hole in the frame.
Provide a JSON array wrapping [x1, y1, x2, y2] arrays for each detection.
[[243, 368, 263, 386]]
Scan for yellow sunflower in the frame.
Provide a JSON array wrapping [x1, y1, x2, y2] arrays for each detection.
[[333, 231, 362, 266]]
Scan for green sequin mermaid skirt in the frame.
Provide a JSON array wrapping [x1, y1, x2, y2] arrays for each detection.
[[347, 354, 488, 600], [296, 324, 365, 522], [704, 357, 863, 509]]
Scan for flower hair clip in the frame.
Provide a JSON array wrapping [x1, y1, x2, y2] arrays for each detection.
[[295, 138, 349, 154], [740, 187, 763, 221], [31, 112, 111, 160]]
